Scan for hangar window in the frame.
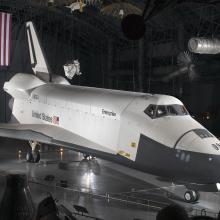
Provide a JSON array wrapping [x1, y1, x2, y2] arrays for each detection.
[[194, 129, 213, 139]]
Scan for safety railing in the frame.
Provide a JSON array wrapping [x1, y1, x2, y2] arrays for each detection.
[[28, 176, 219, 219], [29, 176, 165, 211]]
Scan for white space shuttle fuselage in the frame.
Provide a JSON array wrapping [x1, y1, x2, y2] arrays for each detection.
[[2, 22, 220, 190]]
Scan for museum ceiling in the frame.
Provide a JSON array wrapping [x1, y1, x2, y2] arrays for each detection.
[[1, 0, 220, 82]]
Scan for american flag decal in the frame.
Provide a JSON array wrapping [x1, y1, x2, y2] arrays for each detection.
[[0, 12, 12, 66], [53, 116, 59, 125]]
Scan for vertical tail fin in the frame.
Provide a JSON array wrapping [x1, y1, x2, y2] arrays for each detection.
[[26, 21, 51, 82]]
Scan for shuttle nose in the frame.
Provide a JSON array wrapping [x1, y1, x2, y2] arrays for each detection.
[[175, 128, 220, 155], [174, 129, 220, 183]]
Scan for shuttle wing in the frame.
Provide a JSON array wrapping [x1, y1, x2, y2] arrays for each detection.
[[0, 123, 116, 155]]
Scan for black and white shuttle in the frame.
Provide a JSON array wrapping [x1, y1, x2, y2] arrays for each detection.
[[0, 22, 220, 203]]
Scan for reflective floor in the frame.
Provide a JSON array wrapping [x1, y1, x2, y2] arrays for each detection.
[[0, 137, 219, 220]]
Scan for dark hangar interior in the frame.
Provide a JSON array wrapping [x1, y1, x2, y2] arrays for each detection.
[[0, 0, 220, 135], [0, 0, 220, 220]]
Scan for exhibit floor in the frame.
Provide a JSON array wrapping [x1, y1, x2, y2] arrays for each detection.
[[0, 137, 219, 220]]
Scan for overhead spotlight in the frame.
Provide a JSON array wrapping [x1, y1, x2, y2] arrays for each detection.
[[188, 37, 220, 54]]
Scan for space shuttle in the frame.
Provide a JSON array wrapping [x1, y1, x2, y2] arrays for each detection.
[[1, 21, 220, 203]]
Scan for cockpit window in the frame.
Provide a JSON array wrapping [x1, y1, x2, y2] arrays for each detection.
[[156, 106, 167, 117], [167, 105, 188, 116], [167, 105, 178, 115], [144, 104, 188, 119], [144, 104, 156, 118], [194, 129, 213, 139]]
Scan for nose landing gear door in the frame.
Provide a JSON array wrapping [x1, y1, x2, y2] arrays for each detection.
[[117, 114, 140, 161]]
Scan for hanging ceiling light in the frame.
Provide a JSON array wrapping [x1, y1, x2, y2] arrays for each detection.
[[101, 2, 142, 19], [188, 37, 220, 54]]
